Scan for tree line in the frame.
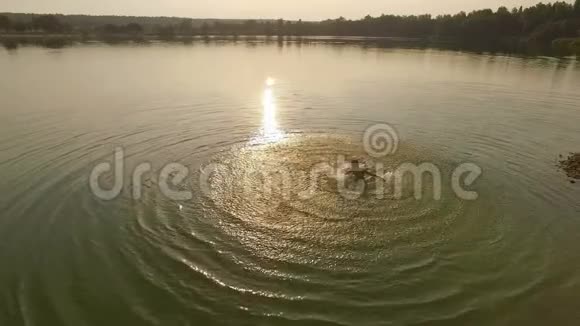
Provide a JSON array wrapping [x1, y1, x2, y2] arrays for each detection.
[[0, 14, 72, 33], [1, 1, 580, 52]]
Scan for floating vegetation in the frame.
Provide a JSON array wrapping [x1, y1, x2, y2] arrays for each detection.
[[558, 153, 580, 183]]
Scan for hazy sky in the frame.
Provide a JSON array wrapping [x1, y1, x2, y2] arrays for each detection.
[[0, 0, 571, 20]]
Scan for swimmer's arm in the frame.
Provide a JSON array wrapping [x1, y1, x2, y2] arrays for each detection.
[[364, 171, 386, 181]]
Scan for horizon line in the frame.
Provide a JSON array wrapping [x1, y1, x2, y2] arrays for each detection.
[[2, 1, 574, 23]]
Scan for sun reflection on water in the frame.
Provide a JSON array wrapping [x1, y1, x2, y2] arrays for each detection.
[[259, 78, 284, 142]]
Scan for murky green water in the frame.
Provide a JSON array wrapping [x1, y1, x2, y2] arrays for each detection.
[[1, 43, 580, 325]]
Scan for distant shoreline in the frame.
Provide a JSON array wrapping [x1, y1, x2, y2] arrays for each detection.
[[0, 33, 428, 49], [2, 2, 580, 56], [1, 33, 578, 57]]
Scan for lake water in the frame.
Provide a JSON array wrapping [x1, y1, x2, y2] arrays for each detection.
[[1, 43, 580, 325]]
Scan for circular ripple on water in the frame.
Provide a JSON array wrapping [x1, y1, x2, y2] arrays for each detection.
[[198, 134, 472, 272], [119, 133, 555, 325]]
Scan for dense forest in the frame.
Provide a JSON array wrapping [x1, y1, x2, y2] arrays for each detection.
[[1, 1, 580, 54]]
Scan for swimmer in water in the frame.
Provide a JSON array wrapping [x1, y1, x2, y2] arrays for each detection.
[[346, 160, 385, 181]]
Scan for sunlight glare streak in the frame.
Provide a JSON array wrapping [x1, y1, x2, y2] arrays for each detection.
[[260, 78, 284, 142]]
